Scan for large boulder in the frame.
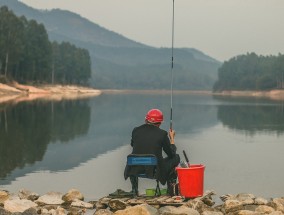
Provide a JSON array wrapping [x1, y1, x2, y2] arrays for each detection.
[[4, 198, 37, 213], [35, 192, 64, 206]]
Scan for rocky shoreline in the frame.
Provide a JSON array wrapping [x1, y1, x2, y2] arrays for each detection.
[[1, 188, 284, 215]]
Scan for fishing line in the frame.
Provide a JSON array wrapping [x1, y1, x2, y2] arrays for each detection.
[[170, 0, 175, 130]]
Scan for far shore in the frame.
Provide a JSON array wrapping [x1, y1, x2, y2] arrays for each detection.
[[212, 89, 284, 100], [1, 82, 284, 104], [0, 82, 102, 104], [101, 89, 284, 100]]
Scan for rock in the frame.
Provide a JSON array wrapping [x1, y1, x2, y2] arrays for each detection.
[[108, 199, 127, 210], [269, 212, 284, 215], [187, 199, 215, 214], [255, 205, 275, 214], [95, 197, 111, 210], [35, 191, 64, 206], [235, 210, 259, 215], [243, 205, 258, 211], [220, 194, 234, 202], [49, 209, 56, 214], [66, 207, 81, 215], [71, 199, 94, 209], [269, 198, 284, 213], [235, 193, 255, 205], [202, 211, 223, 215], [4, 198, 37, 213], [0, 190, 9, 204], [95, 201, 108, 210], [0, 207, 11, 215], [94, 209, 114, 215], [42, 205, 58, 211], [62, 189, 84, 202], [159, 205, 200, 215], [114, 203, 158, 215], [202, 197, 215, 207], [55, 206, 66, 215], [18, 189, 39, 201], [220, 193, 255, 205], [22, 207, 38, 215], [254, 197, 268, 205], [39, 208, 49, 214], [223, 199, 244, 213]]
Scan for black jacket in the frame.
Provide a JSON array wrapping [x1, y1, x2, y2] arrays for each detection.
[[125, 123, 177, 184]]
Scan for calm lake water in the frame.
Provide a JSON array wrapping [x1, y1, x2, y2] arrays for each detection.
[[1, 92, 284, 200]]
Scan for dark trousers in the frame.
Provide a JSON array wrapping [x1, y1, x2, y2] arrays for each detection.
[[162, 154, 180, 183]]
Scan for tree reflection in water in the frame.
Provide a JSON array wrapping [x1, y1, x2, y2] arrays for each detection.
[[215, 96, 284, 135], [0, 99, 91, 180]]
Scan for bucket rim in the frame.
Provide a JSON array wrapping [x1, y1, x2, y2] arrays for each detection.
[[176, 164, 205, 170]]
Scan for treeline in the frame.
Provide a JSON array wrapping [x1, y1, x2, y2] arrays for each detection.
[[0, 6, 91, 85], [213, 53, 284, 91]]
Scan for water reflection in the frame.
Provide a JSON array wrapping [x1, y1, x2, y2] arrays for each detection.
[[0, 93, 219, 186], [1, 93, 284, 198], [214, 96, 284, 135], [0, 99, 91, 180]]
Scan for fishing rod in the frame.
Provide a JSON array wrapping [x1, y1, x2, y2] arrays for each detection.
[[170, 0, 175, 131]]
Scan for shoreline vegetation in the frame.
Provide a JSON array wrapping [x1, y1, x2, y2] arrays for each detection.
[[1, 82, 284, 104]]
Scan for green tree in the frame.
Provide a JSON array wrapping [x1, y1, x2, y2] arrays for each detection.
[[213, 53, 284, 91], [18, 18, 52, 83], [52, 41, 91, 85], [0, 6, 24, 79], [0, 6, 90, 85]]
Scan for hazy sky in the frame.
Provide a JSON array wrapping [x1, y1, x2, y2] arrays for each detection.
[[20, 0, 284, 61]]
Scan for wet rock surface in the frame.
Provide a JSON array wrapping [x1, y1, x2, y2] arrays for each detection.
[[0, 189, 284, 215]]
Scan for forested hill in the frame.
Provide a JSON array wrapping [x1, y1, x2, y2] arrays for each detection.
[[0, 0, 222, 90], [213, 53, 284, 91]]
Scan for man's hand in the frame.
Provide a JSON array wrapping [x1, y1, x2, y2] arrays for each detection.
[[169, 129, 175, 144]]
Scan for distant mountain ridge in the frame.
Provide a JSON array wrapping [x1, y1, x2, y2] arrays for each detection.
[[0, 0, 222, 90], [1, 0, 145, 48]]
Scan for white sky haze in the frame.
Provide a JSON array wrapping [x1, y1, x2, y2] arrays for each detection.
[[19, 0, 284, 62]]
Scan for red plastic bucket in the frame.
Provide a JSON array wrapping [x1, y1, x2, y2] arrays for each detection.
[[176, 164, 205, 198]]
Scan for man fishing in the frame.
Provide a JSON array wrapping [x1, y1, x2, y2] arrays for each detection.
[[124, 108, 180, 195]]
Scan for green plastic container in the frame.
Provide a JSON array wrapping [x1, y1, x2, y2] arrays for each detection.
[[145, 188, 167, 196]]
